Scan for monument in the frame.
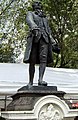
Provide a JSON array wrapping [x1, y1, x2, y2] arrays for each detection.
[[0, 1, 78, 120], [6, 1, 66, 120], [23, 0, 60, 88], [7, 0, 62, 111]]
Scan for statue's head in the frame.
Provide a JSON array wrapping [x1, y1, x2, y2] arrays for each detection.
[[32, 1, 42, 10]]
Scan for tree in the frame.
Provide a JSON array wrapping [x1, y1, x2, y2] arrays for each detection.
[[42, 0, 78, 68], [0, 0, 78, 68], [0, 0, 28, 62]]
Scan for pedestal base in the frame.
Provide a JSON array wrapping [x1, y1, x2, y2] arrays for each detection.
[[7, 86, 65, 111], [18, 85, 57, 92]]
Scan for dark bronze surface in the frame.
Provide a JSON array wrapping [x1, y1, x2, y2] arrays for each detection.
[[23, 1, 60, 87], [7, 86, 65, 111]]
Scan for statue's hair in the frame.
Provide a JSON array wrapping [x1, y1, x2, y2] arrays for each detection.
[[32, 1, 42, 10]]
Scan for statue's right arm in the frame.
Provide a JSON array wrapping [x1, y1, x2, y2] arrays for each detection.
[[26, 11, 39, 30]]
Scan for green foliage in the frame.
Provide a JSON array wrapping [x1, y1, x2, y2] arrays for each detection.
[[42, 0, 78, 68], [0, 0, 78, 68], [0, 0, 29, 62]]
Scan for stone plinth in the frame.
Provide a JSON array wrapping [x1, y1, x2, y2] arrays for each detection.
[[2, 88, 77, 120], [7, 86, 65, 111]]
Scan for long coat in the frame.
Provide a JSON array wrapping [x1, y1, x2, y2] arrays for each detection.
[[23, 11, 56, 64]]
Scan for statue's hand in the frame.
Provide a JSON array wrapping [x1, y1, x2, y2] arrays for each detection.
[[52, 43, 60, 54], [32, 29, 39, 37]]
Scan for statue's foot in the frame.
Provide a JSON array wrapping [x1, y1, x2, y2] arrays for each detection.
[[27, 83, 33, 89], [38, 80, 47, 86]]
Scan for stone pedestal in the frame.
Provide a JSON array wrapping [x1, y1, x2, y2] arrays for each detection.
[[1, 87, 78, 120], [7, 86, 65, 111]]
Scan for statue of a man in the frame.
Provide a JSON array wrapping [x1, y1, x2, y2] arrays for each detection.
[[23, 1, 60, 88]]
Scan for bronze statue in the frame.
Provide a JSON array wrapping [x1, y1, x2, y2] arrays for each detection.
[[23, 1, 60, 88]]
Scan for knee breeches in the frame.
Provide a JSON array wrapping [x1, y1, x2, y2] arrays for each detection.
[[30, 37, 48, 64]]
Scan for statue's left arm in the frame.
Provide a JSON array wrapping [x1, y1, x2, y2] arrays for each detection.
[[47, 19, 60, 54], [46, 19, 57, 44]]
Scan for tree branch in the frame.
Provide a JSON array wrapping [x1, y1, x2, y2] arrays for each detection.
[[0, 0, 16, 16]]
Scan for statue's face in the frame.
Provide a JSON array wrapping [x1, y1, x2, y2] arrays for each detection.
[[32, 2, 42, 10]]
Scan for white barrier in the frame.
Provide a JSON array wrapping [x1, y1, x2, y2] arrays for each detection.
[[0, 63, 78, 93]]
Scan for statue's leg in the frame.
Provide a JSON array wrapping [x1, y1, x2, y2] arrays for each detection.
[[27, 43, 37, 88], [38, 39, 48, 86], [29, 63, 35, 85], [38, 63, 47, 86]]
